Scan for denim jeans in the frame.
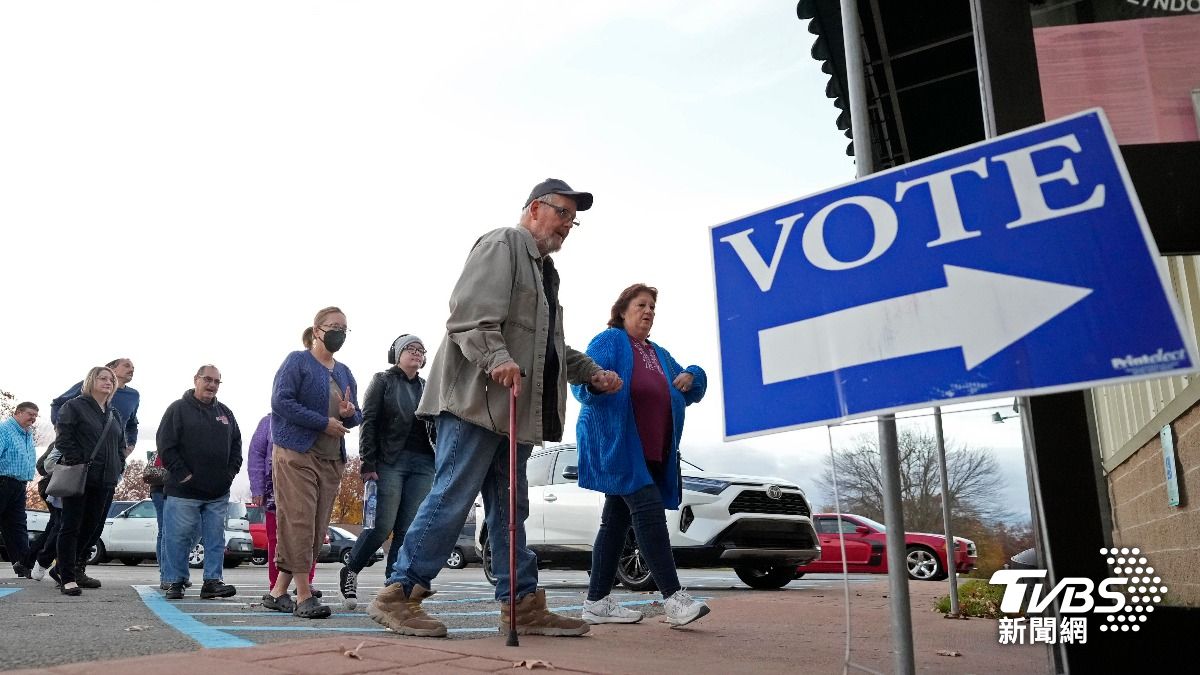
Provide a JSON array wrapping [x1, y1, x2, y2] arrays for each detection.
[[387, 413, 536, 601], [348, 451, 435, 575], [150, 489, 166, 582], [587, 483, 681, 601], [0, 476, 30, 568], [161, 493, 229, 583]]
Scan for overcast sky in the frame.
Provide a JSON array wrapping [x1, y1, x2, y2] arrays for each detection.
[[1, 1, 1029, 520]]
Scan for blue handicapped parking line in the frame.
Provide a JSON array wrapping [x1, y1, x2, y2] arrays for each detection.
[[0, 588, 23, 599], [133, 583, 674, 648]]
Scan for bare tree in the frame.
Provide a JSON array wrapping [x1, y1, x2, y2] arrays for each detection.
[[817, 428, 1012, 531]]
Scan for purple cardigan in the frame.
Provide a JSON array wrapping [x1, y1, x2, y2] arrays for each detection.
[[247, 414, 275, 511], [270, 350, 363, 458]]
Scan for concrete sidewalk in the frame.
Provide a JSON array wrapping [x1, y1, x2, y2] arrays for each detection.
[[10, 579, 1050, 674]]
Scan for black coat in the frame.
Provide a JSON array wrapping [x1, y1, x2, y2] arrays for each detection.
[[55, 396, 127, 489], [157, 390, 243, 500], [359, 367, 433, 474]]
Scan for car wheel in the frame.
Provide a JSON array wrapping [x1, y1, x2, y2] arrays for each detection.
[[446, 547, 466, 569], [340, 548, 353, 567], [481, 532, 498, 586], [251, 553, 268, 566], [906, 545, 945, 581], [615, 527, 657, 592], [120, 557, 143, 566], [734, 564, 794, 590], [87, 542, 106, 565], [188, 543, 204, 569]]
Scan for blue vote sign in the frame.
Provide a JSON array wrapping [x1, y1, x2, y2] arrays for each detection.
[[710, 109, 1197, 440]]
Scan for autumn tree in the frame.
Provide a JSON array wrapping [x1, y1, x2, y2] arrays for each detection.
[[113, 459, 152, 501], [329, 455, 365, 525], [817, 428, 1013, 532]]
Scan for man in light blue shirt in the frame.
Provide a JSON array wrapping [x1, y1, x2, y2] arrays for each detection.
[[0, 401, 39, 578]]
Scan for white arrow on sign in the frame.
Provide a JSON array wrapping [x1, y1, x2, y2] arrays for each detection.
[[758, 265, 1093, 384]]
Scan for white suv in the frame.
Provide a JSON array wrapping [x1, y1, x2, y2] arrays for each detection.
[[88, 498, 254, 569], [476, 443, 821, 590]]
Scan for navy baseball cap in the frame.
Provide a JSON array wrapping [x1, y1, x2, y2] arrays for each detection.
[[524, 178, 593, 211]]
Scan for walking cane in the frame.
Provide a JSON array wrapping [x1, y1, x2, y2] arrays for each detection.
[[506, 370, 523, 647]]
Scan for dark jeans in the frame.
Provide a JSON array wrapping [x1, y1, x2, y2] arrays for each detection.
[[57, 484, 114, 584], [151, 489, 165, 581], [0, 476, 31, 568], [587, 483, 681, 601], [347, 452, 434, 575], [22, 504, 61, 569]]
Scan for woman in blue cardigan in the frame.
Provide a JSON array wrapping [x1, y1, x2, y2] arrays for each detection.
[[264, 306, 363, 619], [572, 283, 710, 627]]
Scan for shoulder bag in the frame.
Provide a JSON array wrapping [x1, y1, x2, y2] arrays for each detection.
[[47, 410, 116, 498]]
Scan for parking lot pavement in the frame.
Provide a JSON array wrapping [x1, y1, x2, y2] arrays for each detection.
[[3, 562, 1050, 673]]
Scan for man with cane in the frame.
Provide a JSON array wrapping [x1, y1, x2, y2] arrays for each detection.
[[367, 178, 622, 638]]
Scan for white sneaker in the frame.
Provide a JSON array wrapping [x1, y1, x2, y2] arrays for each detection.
[[31, 563, 47, 582], [664, 590, 710, 627], [582, 595, 643, 624]]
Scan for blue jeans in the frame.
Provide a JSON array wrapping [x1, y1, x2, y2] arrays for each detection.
[[162, 494, 228, 583], [387, 413, 536, 601], [347, 451, 435, 575], [151, 490, 166, 582], [587, 483, 681, 601]]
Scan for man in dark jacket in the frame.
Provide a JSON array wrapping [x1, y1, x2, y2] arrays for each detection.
[[158, 365, 242, 600]]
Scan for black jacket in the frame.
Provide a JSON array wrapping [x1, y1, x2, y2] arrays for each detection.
[[157, 390, 243, 500], [55, 396, 127, 488], [359, 367, 433, 474]]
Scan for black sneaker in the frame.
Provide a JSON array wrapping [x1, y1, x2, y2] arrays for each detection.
[[262, 592, 296, 613], [200, 580, 237, 599], [13, 563, 31, 579], [165, 583, 185, 600], [76, 571, 101, 589], [339, 565, 358, 610]]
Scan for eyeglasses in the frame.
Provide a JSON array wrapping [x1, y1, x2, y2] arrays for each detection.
[[537, 199, 580, 228], [403, 345, 427, 356], [198, 376, 223, 386], [320, 324, 351, 333]]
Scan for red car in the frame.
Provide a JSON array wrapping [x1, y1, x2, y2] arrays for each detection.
[[794, 513, 977, 581], [245, 504, 269, 566]]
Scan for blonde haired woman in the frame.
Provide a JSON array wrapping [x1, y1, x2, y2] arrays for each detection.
[[54, 366, 127, 595], [264, 307, 363, 618]]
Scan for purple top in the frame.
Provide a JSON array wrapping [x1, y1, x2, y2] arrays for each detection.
[[629, 336, 671, 465], [247, 414, 275, 511]]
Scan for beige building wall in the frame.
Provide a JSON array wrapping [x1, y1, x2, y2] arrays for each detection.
[[1107, 400, 1200, 607]]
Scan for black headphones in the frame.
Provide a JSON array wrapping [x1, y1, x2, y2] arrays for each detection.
[[388, 334, 426, 368]]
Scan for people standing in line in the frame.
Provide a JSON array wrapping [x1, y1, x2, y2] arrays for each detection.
[[50, 357, 140, 583], [574, 284, 710, 626], [263, 307, 361, 619], [248, 413, 318, 595], [23, 443, 63, 582], [158, 365, 243, 600], [367, 179, 622, 638], [339, 334, 435, 610], [54, 367, 127, 595], [1, 402, 39, 578]]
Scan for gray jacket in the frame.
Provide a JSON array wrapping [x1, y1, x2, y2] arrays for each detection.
[[417, 225, 600, 445]]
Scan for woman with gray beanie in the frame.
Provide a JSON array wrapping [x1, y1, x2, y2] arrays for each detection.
[[339, 334, 435, 610]]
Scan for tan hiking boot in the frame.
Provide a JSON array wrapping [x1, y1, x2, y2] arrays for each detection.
[[367, 583, 447, 637], [499, 588, 590, 636]]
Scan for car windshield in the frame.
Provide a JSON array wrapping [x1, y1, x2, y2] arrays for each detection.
[[854, 515, 887, 532], [107, 501, 135, 517]]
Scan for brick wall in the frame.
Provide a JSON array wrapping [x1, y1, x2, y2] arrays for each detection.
[[1108, 401, 1200, 607]]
